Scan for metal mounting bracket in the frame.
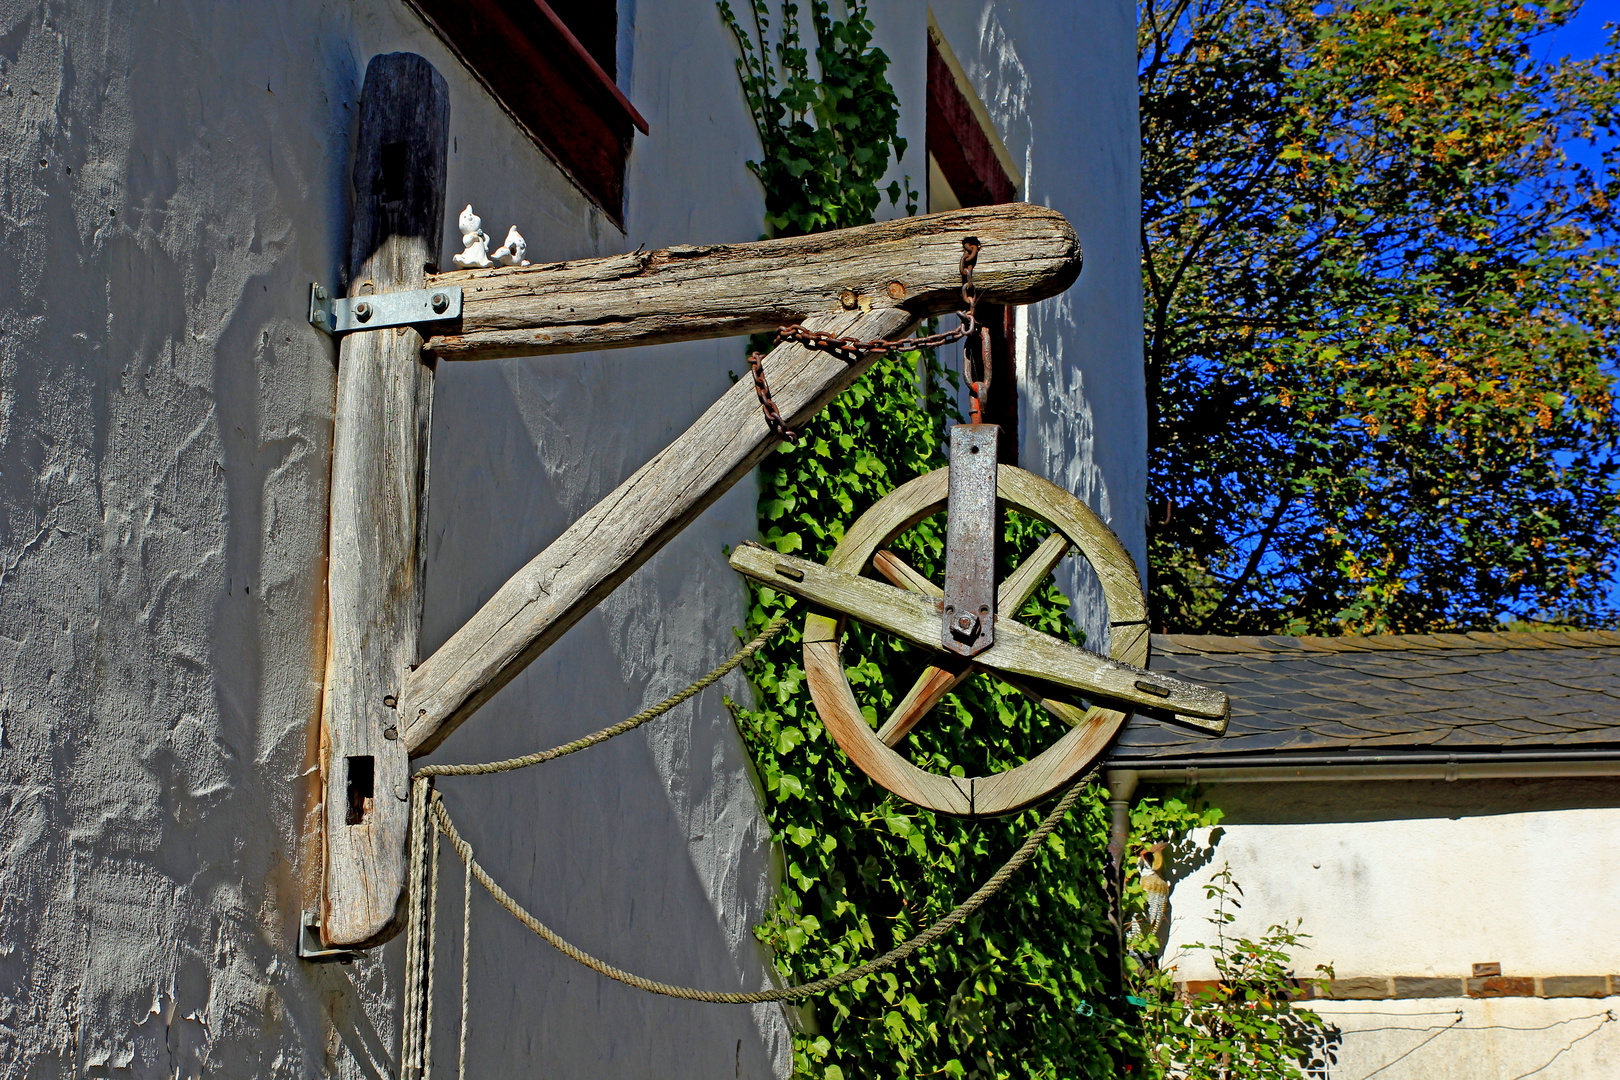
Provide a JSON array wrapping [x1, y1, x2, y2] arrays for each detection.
[[297, 909, 361, 963], [942, 423, 1000, 657], [308, 282, 462, 336]]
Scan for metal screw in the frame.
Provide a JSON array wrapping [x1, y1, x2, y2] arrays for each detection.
[[430, 292, 448, 313], [383, 726, 399, 741], [354, 301, 372, 321]]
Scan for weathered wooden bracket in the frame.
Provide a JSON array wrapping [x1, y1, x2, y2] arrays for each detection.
[[318, 53, 449, 949], [397, 204, 1084, 758], [314, 50, 1084, 946]]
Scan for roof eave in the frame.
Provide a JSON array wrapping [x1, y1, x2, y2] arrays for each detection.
[[1104, 748, 1620, 784]]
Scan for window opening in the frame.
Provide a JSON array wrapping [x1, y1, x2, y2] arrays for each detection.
[[404, 0, 649, 227], [927, 19, 1022, 462]]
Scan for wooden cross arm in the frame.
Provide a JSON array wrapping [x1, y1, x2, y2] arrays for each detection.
[[422, 203, 1081, 361], [730, 544, 1230, 729]]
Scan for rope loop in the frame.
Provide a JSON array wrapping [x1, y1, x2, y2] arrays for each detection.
[[416, 612, 790, 779], [424, 770, 1092, 1004]]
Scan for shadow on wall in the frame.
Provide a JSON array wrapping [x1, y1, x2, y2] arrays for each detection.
[[1202, 778, 1620, 827]]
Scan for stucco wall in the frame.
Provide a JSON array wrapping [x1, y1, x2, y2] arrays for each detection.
[[0, 1, 1144, 1077], [1154, 780, 1620, 1078], [883, 0, 1148, 649]]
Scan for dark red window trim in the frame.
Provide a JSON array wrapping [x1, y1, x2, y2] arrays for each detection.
[[927, 31, 1020, 462], [403, 0, 648, 229], [927, 34, 1017, 209]]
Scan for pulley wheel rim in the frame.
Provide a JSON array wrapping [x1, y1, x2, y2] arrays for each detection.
[[804, 464, 1148, 817]]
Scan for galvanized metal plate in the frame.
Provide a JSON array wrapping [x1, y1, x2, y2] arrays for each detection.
[[308, 282, 462, 336], [941, 424, 999, 656]]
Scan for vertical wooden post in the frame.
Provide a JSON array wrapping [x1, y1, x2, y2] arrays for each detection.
[[320, 53, 450, 948]]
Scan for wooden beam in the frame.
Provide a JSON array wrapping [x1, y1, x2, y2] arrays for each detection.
[[401, 306, 915, 755], [421, 203, 1081, 361], [319, 53, 449, 948], [731, 545, 1230, 726]]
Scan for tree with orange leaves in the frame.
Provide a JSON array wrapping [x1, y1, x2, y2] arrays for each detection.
[[1142, 0, 1620, 633]]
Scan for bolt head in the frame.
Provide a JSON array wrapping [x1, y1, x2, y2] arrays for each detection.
[[431, 292, 448, 313], [354, 301, 372, 321]]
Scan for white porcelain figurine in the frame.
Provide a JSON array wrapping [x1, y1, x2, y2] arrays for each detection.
[[492, 225, 529, 267], [453, 204, 493, 269]]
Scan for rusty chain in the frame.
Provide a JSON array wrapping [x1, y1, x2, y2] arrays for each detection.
[[748, 236, 982, 441]]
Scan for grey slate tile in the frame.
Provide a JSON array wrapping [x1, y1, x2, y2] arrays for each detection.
[[1110, 629, 1620, 762]]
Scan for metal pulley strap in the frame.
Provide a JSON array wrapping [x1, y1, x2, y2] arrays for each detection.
[[942, 424, 999, 656], [747, 237, 983, 441], [309, 282, 463, 335]]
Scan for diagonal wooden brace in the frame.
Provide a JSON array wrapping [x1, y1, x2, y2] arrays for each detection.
[[399, 306, 911, 755]]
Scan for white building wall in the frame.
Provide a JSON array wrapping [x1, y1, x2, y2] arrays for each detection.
[[1157, 780, 1620, 1077], [0, 1, 1143, 1077], [881, 0, 1148, 648]]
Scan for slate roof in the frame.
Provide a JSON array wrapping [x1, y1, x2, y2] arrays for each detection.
[[1107, 630, 1620, 765]]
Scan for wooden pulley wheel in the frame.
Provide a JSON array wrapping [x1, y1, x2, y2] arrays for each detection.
[[730, 462, 1229, 817]]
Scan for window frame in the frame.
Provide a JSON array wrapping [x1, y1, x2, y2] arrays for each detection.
[[926, 22, 1022, 461], [404, 0, 649, 228]]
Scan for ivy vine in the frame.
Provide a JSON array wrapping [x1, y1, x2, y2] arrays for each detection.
[[718, 3, 1147, 1076], [716, 5, 1333, 1078]]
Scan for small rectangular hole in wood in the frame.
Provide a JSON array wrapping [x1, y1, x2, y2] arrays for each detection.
[[377, 142, 407, 202], [346, 755, 375, 825]]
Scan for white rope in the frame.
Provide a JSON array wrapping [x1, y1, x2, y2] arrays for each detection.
[[424, 822, 441, 1080], [401, 780, 430, 1078], [459, 853, 472, 1080]]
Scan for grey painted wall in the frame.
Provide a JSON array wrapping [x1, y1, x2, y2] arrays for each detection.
[[0, 1, 1142, 1077]]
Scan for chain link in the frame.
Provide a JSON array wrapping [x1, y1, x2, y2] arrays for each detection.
[[749, 237, 982, 441]]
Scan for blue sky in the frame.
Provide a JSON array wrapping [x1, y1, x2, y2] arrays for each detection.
[[1543, 0, 1617, 58]]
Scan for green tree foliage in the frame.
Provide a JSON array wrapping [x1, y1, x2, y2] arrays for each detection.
[[1142, 0, 1620, 633], [718, 2, 1139, 1075]]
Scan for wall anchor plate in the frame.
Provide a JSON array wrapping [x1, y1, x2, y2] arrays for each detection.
[[309, 283, 462, 336], [298, 910, 361, 963]]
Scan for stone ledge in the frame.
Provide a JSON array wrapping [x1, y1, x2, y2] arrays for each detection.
[[1392, 977, 1464, 999], [1468, 976, 1537, 998], [1541, 976, 1612, 999], [1172, 974, 1618, 1001]]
